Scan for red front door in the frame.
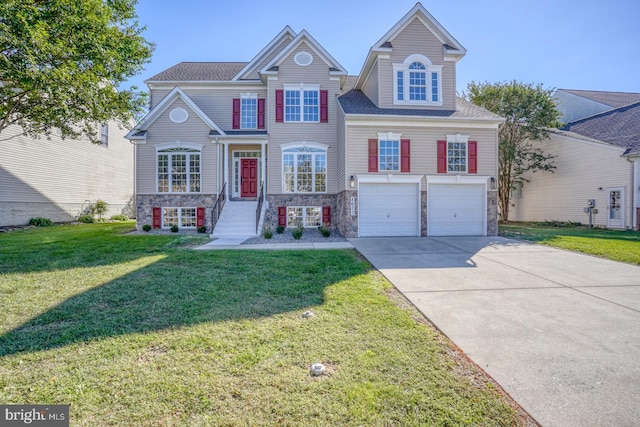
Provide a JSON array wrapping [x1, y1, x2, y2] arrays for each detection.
[[241, 159, 258, 197]]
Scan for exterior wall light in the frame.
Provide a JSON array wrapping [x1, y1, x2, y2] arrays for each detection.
[[489, 176, 497, 190], [350, 175, 356, 188]]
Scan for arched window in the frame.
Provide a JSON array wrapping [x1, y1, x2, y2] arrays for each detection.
[[156, 144, 202, 193], [394, 55, 442, 105], [281, 142, 327, 193]]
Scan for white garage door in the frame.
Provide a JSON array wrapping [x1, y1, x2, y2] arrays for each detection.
[[428, 184, 485, 236], [359, 183, 420, 237]]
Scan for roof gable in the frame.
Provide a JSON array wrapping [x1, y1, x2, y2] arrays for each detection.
[[233, 26, 297, 81], [559, 89, 640, 109], [355, 2, 465, 90], [260, 30, 347, 77], [126, 87, 224, 140]]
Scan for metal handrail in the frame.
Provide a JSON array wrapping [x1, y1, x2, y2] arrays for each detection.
[[256, 181, 264, 233], [211, 182, 226, 231]]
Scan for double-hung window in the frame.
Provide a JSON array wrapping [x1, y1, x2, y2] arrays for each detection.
[[379, 139, 400, 171], [437, 134, 477, 174], [240, 95, 257, 129], [157, 144, 202, 193], [284, 84, 319, 122], [282, 143, 327, 193], [394, 54, 442, 106]]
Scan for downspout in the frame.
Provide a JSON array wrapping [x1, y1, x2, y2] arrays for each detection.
[[625, 154, 636, 230]]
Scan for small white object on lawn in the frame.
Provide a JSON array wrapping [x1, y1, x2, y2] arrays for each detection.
[[302, 310, 314, 318], [310, 363, 326, 376]]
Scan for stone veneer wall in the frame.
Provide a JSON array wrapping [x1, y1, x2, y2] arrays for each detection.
[[487, 190, 499, 236], [136, 194, 216, 231], [264, 194, 338, 230], [335, 190, 358, 238]]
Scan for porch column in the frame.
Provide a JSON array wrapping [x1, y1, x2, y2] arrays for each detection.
[[222, 141, 229, 200], [260, 141, 267, 196]]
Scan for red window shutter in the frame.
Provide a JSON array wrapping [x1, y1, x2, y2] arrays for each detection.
[[196, 207, 205, 228], [322, 206, 331, 226], [278, 206, 287, 226], [257, 98, 265, 129], [368, 139, 378, 172], [275, 90, 284, 123], [437, 140, 447, 173], [468, 141, 478, 174], [401, 139, 410, 172], [152, 207, 161, 229], [320, 90, 329, 123], [232, 98, 240, 129]]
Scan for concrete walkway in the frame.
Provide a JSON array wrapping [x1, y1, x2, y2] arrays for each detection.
[[349, 236, 640, 427], [196, 240, 354, 250]]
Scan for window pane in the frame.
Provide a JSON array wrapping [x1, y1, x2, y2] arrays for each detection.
[[303, 90, 319, 122], [296, 154, 312, 192], [285, 90, 300, 122], [162, 208, 178, 228], [171, 154, 187, 192], [287, 207, 303, 227], [181, 208, 197, 228], [158, 154, 169, 192], [431, 72, 438, 102], [397, 71, 404, 101], [379, 140, 399, 171], [189, 154, 201, 192], [283, 154, 294, 193], [241, 98, 257, 129], [447, 141, 467, 172], [305, 207, 322, 227], [315, 155, 326, 192]]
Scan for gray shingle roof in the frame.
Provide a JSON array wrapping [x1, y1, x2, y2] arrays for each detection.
[[338, 90, 502, 120], [146, 62, 249, 82], [561, 101, 640, 155], [560, 89, 640, 108]]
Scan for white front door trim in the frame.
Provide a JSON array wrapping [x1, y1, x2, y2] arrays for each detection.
[[606, 186, 625, 229]]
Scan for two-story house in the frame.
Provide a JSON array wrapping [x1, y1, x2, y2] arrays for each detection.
[[127, 3, 503, 238]]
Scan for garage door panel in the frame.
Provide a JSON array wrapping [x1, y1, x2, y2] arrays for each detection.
[[428, 184, 485, 236], [359, 183, 420, 237]]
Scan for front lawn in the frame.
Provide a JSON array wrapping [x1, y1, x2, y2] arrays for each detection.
[[0, 223, 527, 426], [500, 222, 640, 265]]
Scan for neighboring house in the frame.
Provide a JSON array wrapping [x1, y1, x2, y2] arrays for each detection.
[[554, 88, 640, 123], [509, 92, 640, 230], [0, 122, 134, 227], [127, 3, 503, 238]]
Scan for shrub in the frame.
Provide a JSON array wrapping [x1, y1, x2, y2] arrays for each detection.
[[197, 226, 207, 233], [78, 215, 95, 223], [28, 217, 54, 227], [276, 225, 285, 234], [142, 224, 152, 232], [170, 225, 179, 233], [263, 226, 273, 239], [318, 225, 331, 238], [110, 214, 128, 221], [292, 225, 304, 240], [89, 199, 109, 220]]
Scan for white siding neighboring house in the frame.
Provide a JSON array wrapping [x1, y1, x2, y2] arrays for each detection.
[[510, 93, 640, 230], [0, 122, 134, 226]]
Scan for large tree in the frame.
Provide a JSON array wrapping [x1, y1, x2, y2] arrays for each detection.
[[0, 0, 153, 142], [466, 81, 562, 221]]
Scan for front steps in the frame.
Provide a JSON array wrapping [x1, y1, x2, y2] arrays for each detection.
[[210, 201, 259, 245]]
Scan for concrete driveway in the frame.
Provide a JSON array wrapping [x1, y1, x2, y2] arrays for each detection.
[[349, 236, 640, 427]]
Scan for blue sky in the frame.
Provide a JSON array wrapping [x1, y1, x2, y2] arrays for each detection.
[[124, 0, 640, 94]]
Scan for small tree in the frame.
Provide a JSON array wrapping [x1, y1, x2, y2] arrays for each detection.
[[466, 81, 562, 221], [0, 0, 153, 143]]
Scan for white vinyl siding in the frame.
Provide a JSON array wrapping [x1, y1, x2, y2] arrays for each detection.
[[509, 133, 633, 228], [0, 122, 133, 226]]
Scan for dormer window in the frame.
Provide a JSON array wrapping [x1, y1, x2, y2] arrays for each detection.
[[393, 54, 442, 106]]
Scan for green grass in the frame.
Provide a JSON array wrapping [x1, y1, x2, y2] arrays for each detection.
[[500, 222, 640, 265], [0, 222, 525, 426]]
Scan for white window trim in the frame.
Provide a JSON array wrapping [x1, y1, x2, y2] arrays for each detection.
[[161, 207, 198, 229], [377, 132, 403, 172], [393, 54, 443, 106], [286, 206, 322, 228], [155, 142, 203, 194], [280, 141, 328, 194], [446, 134, 469, 173], [240, 93, 258, 130], [283, 83, 321, 123]]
